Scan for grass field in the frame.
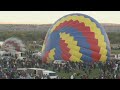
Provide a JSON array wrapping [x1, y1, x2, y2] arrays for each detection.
[[47, 67, 100, 79]]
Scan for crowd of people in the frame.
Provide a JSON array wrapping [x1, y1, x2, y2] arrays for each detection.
[[0, 51, 42, 79], [43, 60, 120, 79], [0, 51, 120, 79]]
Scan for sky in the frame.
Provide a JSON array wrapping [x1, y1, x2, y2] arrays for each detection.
[[0, 11, 120, 24]]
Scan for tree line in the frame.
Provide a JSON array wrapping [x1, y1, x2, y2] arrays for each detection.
[[0, 30, 119, 45]]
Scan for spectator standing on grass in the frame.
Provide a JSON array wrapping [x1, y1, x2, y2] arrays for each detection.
[[115, 63, 118, 74], [70, 74, 74, 79], [58, 64, 61, 72], [47, 75, 50, 79], [111, 62, 115, 74], [64, 64, 67, 73], [88, 66, 92, 74], [98, 61, 102, 71], [44, 74, 47, 79], [4, 73, 8, 79], [35, 75, 39, 79], [57, 76, 60, 79], [116, 73, 120, 79], [78, 62, 81, 70], [0, 66, 4, 79], [114, 74, 117, 79]]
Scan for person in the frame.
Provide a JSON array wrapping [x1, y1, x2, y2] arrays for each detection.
[[57, 76, 60, 79], [70, 73, 76, 79], [114, 63, 118, 74], [80, 75, 83, 79], [58, 64, 61, 72], [70, 74, 74, 79], [47, 75, 50, 79], [0, 66, 4, 79], [26, 73, 32, 79], [44, 74, 47, 79], [116, 74, 120, 79], [101, 75, 104, 79], [19, 74, 24, 79], [3, 73, 8, 79], [35, 75, 39, 79]]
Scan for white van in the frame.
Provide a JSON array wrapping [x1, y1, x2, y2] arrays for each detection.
[[17, 68, 27, 71], [42, 70, 57, 79], [27, 68, 45, 78], [17, 57, 26, 61], [25, 68, 58, 79]]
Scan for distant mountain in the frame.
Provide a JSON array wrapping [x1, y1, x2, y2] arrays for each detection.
[[0, 24, 51, 32], [0, 23, 120, 32]]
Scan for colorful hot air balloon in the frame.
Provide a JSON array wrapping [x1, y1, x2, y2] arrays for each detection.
[[42, 13, 111, 63]]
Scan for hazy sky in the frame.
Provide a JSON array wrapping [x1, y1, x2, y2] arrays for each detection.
[[0, 11, 120, 24]]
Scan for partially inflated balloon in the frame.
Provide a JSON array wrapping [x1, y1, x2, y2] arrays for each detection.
[[42, 13, 111, 63], [2, 37, 26, 52]]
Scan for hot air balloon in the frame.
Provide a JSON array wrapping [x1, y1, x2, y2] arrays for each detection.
[[2, 37, 26, 52], [42, 13, 111, 63]]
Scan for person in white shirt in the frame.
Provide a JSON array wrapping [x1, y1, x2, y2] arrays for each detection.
[[26, 73, 32, 79], [115, 64, 118, 71], [70, 74, 74, 79]]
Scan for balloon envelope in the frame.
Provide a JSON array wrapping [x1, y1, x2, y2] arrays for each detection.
[[42, 13, 111, 63], [2, 37, 26, 52]]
